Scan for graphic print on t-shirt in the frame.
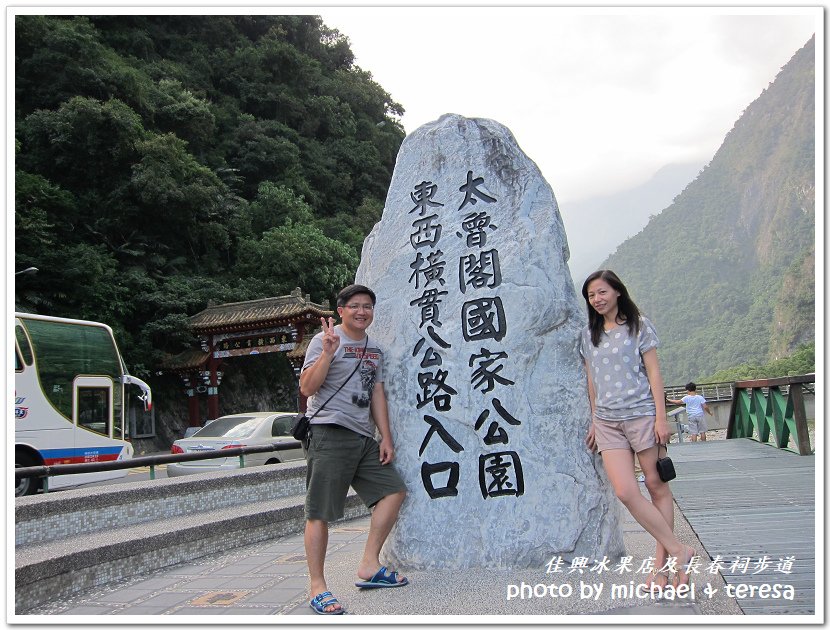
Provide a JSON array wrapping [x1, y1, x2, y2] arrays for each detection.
[[342, 344, 380, 409]]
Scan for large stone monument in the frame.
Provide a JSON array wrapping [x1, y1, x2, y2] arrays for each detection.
[[355, 114, 623, 570]]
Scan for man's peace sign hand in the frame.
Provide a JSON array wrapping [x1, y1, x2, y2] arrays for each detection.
[[320, 316, 340, 357]]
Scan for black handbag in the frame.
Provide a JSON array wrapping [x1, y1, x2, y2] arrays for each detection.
[[291, 336, 368, 445], [290, 414, 311, 442], [656, 444, 676, 482]]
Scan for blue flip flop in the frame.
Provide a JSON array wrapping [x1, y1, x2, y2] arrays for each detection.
[[309, 591, 345, 614], [355, 566, 409, 589]]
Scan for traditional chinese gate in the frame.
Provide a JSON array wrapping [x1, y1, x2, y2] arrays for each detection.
[[161, 288, 333, 428]]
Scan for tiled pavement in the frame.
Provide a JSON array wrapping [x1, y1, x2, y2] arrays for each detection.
[[25, 525, 366, 616]]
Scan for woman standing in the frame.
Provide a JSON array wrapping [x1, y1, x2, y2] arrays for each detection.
[[580, 269, 696, 588]]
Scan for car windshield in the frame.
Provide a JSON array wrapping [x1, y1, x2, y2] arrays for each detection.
[[190, 416, 262, 439]]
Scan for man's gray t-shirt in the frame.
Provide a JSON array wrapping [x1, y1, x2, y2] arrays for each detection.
[[301, 326, 383, 438], [579, 316, 660, 421]]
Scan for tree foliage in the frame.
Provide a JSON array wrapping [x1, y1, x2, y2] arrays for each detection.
[[701, 343, 815, 382], [14, 15, 405, 377]]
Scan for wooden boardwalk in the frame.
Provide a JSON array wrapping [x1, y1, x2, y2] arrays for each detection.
[[670, 438, 816, 615]]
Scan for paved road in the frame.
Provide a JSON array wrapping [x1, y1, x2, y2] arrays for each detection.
[[47, 464, 169, 491]]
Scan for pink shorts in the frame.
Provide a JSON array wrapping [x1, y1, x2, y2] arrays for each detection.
[[593, 416, 657, 453]]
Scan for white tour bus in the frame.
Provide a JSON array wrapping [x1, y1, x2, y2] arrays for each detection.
[[14, 313, 152, 496]]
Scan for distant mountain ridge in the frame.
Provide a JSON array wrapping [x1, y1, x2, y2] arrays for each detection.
[[601, 36, 815, 383], [563, 161, 705, 285]]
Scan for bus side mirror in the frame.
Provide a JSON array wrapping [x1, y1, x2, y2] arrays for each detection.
[[138, 391, 153, 412], [121, 375, 153, 411]]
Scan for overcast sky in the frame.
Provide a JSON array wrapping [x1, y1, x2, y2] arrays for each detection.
[[318, 7, 818, 205]]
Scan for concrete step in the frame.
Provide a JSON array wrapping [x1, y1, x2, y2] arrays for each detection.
[[16, 460, 309, 547], [14, 462, 369, 613]]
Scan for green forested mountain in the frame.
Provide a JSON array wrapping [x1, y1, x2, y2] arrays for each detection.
[[601, 36, 815, 384], [15, 15, 405, 377]]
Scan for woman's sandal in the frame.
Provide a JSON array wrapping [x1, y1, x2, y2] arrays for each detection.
[[672, 546, 698, 588], [646, 567, 670, 591]]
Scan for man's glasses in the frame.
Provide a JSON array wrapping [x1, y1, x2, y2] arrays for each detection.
[[343, 303, 374, 311]]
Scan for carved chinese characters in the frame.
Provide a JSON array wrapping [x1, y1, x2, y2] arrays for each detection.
[[356, 114, 623, 569], [406, 173, 524, 501]]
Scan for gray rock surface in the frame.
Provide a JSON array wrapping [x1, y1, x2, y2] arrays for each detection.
[[355, 113, 623, 569]]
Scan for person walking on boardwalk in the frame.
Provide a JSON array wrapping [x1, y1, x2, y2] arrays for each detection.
[[299, 284, 408, 615], [668, 382, 714, 442], [580, 270, 697, 590]]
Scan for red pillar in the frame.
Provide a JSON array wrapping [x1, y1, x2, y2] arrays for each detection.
[[182, 371, 201, 427], [294, 322, 306, 413], [187, 384, 201, 427], [206, 356, 222, 420]]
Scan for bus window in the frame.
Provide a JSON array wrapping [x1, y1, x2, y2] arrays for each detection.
[[15, 347, 23, 372], [24, 319, 120, 421], [76, 386, 111, 436], [15, 325, 33, 366]]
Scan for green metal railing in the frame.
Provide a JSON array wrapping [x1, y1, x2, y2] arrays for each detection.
[[726, 375, 814, 455]]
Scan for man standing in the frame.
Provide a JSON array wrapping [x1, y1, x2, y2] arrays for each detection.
[[299, 284, 408, 615], [667, 382, 714, 442]]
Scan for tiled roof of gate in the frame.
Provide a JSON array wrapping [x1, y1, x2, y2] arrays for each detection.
[[189, 288, 333, 334], [286, 333, 317, 363], [159, 348, 210, 372]]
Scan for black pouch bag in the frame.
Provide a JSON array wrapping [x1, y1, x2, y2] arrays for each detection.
[[656, 444, 676, 482], [290, 414, 311, 442]]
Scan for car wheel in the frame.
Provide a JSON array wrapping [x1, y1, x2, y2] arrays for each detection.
[[15, 452, 41, 497], [265, 458, 281, 465]]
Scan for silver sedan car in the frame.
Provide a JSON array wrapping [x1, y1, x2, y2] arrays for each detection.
[[167, 412, 304, 477]]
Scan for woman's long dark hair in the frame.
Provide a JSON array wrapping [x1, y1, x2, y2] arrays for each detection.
[[581, 269, 641, 347]]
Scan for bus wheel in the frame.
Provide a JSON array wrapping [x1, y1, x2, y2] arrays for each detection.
[[15, 453, 41, 497]]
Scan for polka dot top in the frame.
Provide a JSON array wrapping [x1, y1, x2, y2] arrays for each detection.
[[579, 316, 660, 421]]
